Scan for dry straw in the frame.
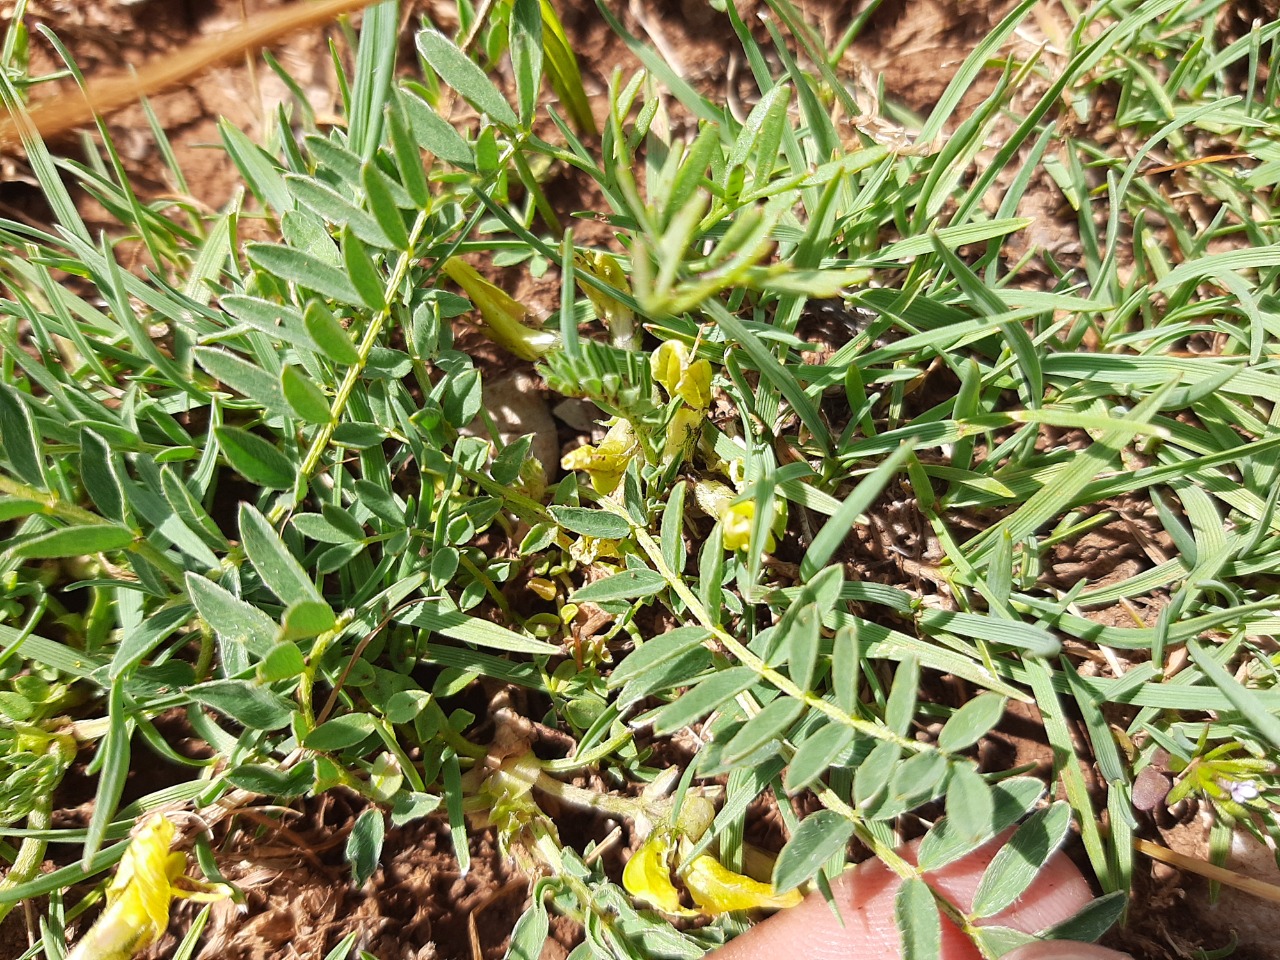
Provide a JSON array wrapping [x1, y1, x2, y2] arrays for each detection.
[[0, 0, 380, 149]]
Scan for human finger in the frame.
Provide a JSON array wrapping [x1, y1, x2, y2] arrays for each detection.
[[1003, 940, 1132, 960], [707, 833, 1103, 960]]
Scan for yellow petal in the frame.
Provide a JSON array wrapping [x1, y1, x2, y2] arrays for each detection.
[[560, 419, 639, 495], [661, 407, 703, 464], [651, 341, 691, 398], [722, 502, 753, 552], [68, 815, 182, 960], [440, 258, 558, 361], [676, 358, 712, 410], [721, 501, 778, 553], [108, 816, 181, 936], [578, 251, 634, 329], [683, 855, 802, 915], [622, 835, 697, 916]]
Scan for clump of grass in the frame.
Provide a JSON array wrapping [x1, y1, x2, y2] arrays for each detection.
[[0, 0, 1278, 958]]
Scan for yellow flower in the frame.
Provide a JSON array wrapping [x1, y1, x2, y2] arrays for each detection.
[[722, 501, 776, 553], [623, 832, 801, 917], [651, 341, 712, 410], [577, 251, 635, 346], [67, 815, 230, 960], [622, 834, 697, 916], [662, 406, 704, 464], [568, 534, 621, 565], [683, 854, 802, 915], [693, 480, 777, 553], [561, 418, 640, 495], [651, 341, 688, 397], [440, 257, 559, 361]]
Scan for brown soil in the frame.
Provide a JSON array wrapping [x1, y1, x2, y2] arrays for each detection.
[[0, 1, 1266, 959]]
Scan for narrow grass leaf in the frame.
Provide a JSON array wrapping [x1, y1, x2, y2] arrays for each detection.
[[219, 119, 292, 214], [539, 0, 595, 134], [967, 389, 1174, 564], [510, 0, 543, 127], [346, 0, 398, 159], [919, 610, 1060, 658], [705, 299, 831, 453], [442, 748, 470, 875], [802, 442, 912, 580], [1188, 640, 1280, 751], [82, 681, 129, 867], [862, 219, 1034, 265]]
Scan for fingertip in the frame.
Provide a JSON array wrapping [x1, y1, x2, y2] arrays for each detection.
[[1003, 940, 1133, 960], [707, 834, 1100, 960]]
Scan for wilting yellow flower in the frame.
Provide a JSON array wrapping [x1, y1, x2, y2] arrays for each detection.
[[622, 834, 697, 916], [651, 341, 712, 410], [651, 341, 688, 397], [440, 258, 559, 361], [528, 576, 558, 601], [66, 815, 230, 960], [623, 832, 800, 917], [692, 480, 777, 553], [561, 418, 640, 495], [683, 854, 802, 915], [662, 407, 704, 464], [723, 501, 770, 552], [567, 534, 622, 565], [577, 251, 635, 346]]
